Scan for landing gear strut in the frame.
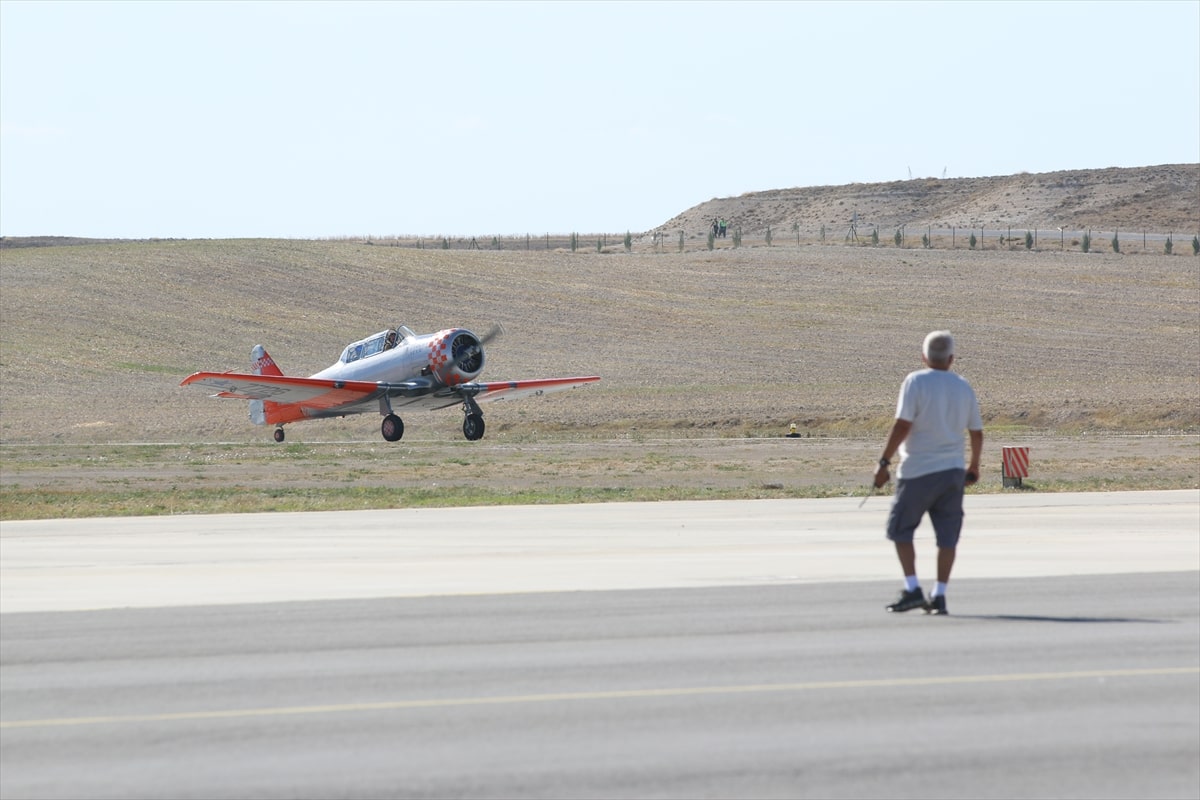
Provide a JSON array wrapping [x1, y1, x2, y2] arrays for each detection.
[[461, 396, 485, 441]]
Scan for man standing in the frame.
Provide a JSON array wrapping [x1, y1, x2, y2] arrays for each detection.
[[874, 331, 983, 616]]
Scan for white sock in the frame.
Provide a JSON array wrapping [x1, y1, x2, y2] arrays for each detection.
[[932, 582, 948, 598], [904, 575, 920, 592]]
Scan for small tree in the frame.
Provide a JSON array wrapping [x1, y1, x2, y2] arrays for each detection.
[[765, 225, 772, 247], [1111, 231, 1120, 253], [1025, 231, 1033, 250], [1082, 232, 1091, 253], [678, 230, 684, 253], [871, 227, 879, 246], [732, 226, 743, 248], [707, 228, 715, 251], [441, 237, 450, 250], [1164, 235, 1173, 255], [1192, 235, 1199, 256], [624, 231, 632, 253], [893, 228, 902, 248], [968, 233, 977, 250], [570, 232, 578, 252]]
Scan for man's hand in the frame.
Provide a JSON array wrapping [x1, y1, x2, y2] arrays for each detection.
[[965, 469, 979, 486], [873, 463, 890, 489]]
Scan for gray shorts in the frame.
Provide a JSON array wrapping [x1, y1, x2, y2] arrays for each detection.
[[886, 468, 966, 548]]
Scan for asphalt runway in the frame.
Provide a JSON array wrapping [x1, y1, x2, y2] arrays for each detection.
[[2, 491, 1198, 799]]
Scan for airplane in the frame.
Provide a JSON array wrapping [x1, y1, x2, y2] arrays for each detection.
[[181, 323, 599, 442]]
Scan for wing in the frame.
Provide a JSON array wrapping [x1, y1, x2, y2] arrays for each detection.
[[180, 372, 436, 418], [468, 376, 601, 403], [181, 372, 599, 419]]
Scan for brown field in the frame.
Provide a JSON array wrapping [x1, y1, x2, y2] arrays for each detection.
[[1, 165, 1198, 518]]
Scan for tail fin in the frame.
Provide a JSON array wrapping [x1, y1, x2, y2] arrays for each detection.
[[251, 345, 284, 377], [249, 345, 283, 425]]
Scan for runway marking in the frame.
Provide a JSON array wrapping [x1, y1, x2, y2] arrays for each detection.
[[3, 667, 1196, 730]]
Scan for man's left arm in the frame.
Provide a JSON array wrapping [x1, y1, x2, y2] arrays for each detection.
[[874, 418, 912, 488]]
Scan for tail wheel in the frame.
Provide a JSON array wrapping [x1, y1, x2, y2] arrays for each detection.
[[273, 428, 285, 443], [381, 414, 405, 442], [462, 413, 485, 441]]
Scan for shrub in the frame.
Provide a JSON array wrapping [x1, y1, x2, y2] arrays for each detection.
[[732, 227, 742, 248], [1164, 236, 1173, 255], [678, 231, 684, 253], [1192, 235, 1199, 256], [893, 229, 902, 247], [570, 232, 578, 252], [921, 233, 930, 249], [707, 229, 715, 251], [1025, 231, 1033, 250], [1082, 232, 1091, 253], [969, 233, 977, 250], [624, 231, 632, 252], [871, 228, 879, 246], [765, 225, 772, 247], [1111, 232, 1120, 253]]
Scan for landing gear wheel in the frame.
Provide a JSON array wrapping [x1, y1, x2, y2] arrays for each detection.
[[381, 414, 405, 442], [273, 428, 285, 443], [462, 413, 485, 441]]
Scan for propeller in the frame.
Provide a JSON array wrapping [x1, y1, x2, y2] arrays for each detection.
[[451, 323, 504, 372]]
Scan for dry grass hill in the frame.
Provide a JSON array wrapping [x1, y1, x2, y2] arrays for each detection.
[[1, 163, 1197, 447], [1, 164, 1198, 517], [654, 163, 1198, 242]]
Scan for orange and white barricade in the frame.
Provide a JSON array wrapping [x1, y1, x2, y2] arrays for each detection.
[[1001, 446, 1030, 487]]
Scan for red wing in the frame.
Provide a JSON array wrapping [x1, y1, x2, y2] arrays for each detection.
[[182, 371, 598, 419], [180, 372, 385, 411], [474, 376, 601, 403]]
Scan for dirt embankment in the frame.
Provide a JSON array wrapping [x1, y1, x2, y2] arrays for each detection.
[[654, 164, 1199, 241]]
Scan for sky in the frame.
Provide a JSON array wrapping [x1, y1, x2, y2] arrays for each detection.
[[1, 0, 1197, 239]]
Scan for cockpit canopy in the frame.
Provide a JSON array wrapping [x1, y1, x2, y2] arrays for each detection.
[[339, 325, 415, 365]]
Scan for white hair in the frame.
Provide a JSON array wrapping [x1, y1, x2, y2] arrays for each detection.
[[923, 330, 955, 364]]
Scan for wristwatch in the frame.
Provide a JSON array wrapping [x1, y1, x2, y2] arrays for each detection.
[[878, 457, 890, 468]]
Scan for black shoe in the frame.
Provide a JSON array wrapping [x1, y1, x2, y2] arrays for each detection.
[[886, 587, 927, 613], [926, 595, 948, 615]]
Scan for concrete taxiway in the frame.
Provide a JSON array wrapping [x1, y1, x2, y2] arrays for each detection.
[[2, 491, 1198, 799], [1, 490, 1197, 613]]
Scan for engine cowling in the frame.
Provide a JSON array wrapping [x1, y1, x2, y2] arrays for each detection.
[[426, 328, 484, 386]]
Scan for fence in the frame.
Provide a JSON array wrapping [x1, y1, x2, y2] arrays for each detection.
[[330, 226, 1200, 255]]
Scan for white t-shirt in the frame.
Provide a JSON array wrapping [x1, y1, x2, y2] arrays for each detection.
[[894, 368, 983, 480]]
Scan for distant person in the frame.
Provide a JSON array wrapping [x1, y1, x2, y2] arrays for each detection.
[[719, 218, 727, 238], [873, 331, 983, 616]]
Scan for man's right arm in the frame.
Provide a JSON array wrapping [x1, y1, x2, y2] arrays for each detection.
[[966, 428, 983, 485]]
